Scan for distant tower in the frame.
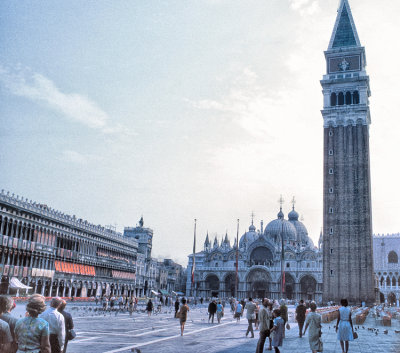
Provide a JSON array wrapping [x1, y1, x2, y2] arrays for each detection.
[[321, 0, 374, 304]]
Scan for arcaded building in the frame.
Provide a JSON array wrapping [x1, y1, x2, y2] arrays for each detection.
[[0, 191, 145, 297], [374, 234, 400, 306], [186, 206, 323, 302]]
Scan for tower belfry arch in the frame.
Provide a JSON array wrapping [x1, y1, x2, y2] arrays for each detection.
[[321, 0, 375, 304]]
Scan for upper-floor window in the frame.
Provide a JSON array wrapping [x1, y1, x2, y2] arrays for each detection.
[[329, 168, 334, 174], [388, 251, 398, 264], [330, 93, 337, 106]]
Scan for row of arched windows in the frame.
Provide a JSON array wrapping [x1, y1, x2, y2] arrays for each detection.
[[0, 215, 134, 260], [330, 91, 360, 106]]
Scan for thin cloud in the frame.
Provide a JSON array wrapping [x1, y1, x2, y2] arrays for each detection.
[[61, 150, 101, 164], [0, 65, 130, 134], [289, 0, 320, 16]]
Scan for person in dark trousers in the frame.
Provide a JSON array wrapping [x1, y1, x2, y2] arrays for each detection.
[[39, 297, 65, 353], [245, 297, 256, 338], [174, 298, 180, 318], [208, 300, 217, 323], [146, 299, 153, 316], [256, 299, 273, 353], [58, 300, 74, 353], [296, 299, 307, 338]]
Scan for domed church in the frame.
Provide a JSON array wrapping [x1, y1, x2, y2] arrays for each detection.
[[186, 203, 323, 302]]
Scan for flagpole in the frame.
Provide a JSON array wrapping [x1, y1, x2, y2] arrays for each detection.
[[281, 218, 285, 299], [191, 219, 197, 298], [235, 219, 239, 299]]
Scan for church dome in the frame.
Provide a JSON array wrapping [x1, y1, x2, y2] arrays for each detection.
[[264, 209, 297, 242], [239, 223, 259, 247], [288, 208, 299, 221]]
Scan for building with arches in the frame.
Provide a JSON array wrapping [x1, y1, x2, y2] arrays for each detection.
[[186, 206, 323, 302], [0, 190, 185, 298], [374, 234, 400, 306]]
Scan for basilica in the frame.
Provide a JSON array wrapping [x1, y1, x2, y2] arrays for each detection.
[[186, 204, 324, 302]]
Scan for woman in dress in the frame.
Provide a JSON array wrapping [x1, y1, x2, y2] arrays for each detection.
[[270, 308, 284, 353], [179, 298, 189, 336], [336, 299, 354, 353], [303, 302, 322, 353], [15, 294, 51, 353]]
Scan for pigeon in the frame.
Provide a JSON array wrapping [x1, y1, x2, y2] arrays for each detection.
[[394, 330, 400, 334], [383, 330, 388, 335]]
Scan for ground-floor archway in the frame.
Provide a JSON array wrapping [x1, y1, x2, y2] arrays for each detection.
[[247, 268, 270, 299], [300, 275, 317, 301], [224, 273, 236, 297]]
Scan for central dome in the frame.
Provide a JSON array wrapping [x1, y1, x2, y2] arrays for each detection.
[[264, 209, 297, 242]]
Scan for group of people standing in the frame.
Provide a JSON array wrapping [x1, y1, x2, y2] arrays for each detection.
[[254, 297, 356, 353], [0, 295, 74, 353]]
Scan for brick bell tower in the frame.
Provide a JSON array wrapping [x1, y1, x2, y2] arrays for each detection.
[[321, 0, 375, 305]]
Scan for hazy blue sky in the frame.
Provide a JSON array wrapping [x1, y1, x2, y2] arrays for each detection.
[[1, 0, 399, 265]]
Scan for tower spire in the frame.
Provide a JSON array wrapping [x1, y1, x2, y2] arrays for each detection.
[[328, 0, 361, 50]]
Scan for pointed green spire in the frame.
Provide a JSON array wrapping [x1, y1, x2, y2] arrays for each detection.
[[329, 0, 361, 49]]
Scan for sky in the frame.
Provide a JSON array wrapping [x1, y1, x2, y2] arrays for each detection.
[[0, 0, 399, 266]]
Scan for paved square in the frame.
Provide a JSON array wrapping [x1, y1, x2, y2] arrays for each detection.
[[66, 305, 400, 353]]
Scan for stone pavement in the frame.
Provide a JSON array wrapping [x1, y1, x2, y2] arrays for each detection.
[[65, 305, 400, 353]]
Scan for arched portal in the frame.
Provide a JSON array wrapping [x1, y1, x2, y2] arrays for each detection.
[[300, 275, 317, 301], [250, 247, 273, 266], [247, 269, 270, 299], [225, 273, 236, 297], [205, 274, 220, 297], [284, 273, 295, 300], [379, 292, 385, 304]]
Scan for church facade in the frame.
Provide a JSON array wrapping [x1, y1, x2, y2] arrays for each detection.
[[186, 205, 324, 302]]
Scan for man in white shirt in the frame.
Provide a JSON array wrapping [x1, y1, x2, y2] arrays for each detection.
[[245, 297, 256, 338], [40, 297, 65, 353]]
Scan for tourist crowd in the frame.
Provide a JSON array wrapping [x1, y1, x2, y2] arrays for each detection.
[[0, 295, 74, 353]]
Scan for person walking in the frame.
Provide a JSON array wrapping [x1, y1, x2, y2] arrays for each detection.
[[216, 301, 224, 324], [58, 300, 74, 353], [234, 301, 242, 322], [303, 302, 322, 353], [0, 295, 18, 352], [174, 298, 180, 318], [296, 299, 307, 338], [146, 299, 153, 317], [270, 309, 284, 353], [40, 297, 65, 353], [336, 299, 354, 353], [254, 300, 260, 330], [245, 298, 256, 338], [0, 296, 12, 352], [256, 299, 273, 353], [208, 300, 217, 323], [15, 294, 51, 353], [178, 298, 189, 336]]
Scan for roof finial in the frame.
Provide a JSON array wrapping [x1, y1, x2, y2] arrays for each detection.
[[278, 195, 284, 211], [291, 196, 296, 210], [251, 211, 255, 225]]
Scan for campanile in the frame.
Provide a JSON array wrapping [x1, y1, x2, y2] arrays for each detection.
[[321, 0, 375, 304]]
